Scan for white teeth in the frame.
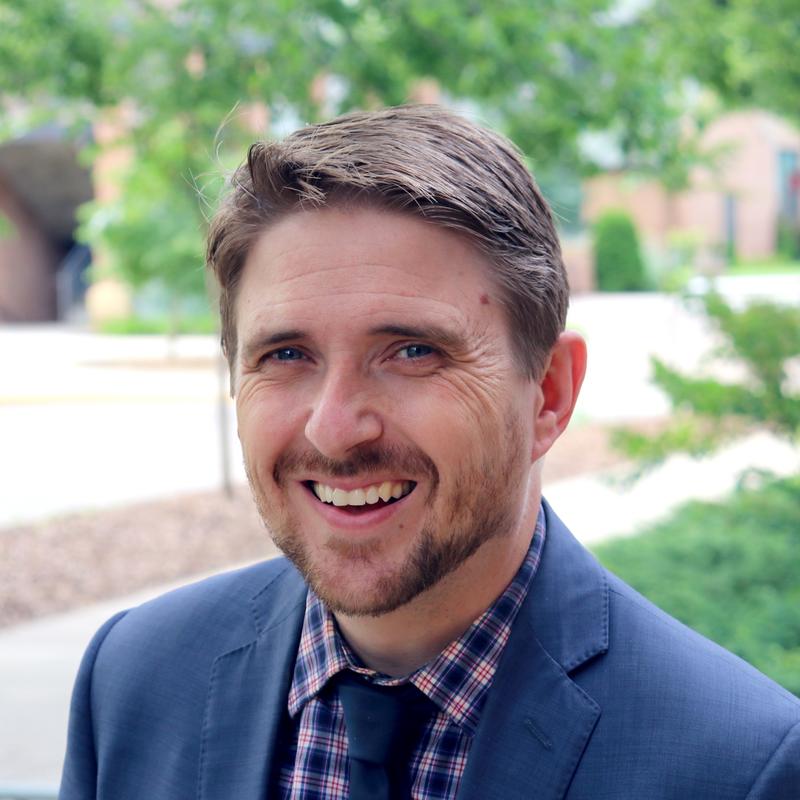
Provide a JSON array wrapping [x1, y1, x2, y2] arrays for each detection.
[[332, 488, 349, 507], [312, 480, 413, 507]]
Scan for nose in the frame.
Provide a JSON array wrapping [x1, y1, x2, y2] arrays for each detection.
[[304, 366, 383, 459]]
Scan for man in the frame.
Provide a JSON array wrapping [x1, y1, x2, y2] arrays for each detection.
[[60, 106, 799, 799]]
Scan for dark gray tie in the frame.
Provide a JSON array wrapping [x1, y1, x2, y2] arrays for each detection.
[[336, 671, 436, 800]]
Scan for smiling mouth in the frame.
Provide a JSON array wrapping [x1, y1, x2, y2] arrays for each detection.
[[304, 480, 416, 512]]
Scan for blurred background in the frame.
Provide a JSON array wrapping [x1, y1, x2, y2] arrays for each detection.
[[0, 0, 798, 792]]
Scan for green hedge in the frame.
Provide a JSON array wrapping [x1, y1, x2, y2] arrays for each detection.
[[594, 475, 800, 696], [592, 210, 648, 291]]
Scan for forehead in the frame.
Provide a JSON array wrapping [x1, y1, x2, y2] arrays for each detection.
[[235, 207, 503, 343]]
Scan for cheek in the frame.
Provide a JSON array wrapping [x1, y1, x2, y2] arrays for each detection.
[[387, 386, 496, 473], [426, 370, 511, 431], [236, 388, 301, 466]]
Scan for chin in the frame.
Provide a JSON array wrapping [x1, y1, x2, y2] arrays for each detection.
[[295, 541, 422, 618]]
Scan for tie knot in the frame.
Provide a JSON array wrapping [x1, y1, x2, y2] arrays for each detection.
[[336, 671, 433, 766]]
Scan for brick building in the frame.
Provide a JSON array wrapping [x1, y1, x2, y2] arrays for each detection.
[[583, 110, 800, 267], [0, 127, 93, 322]]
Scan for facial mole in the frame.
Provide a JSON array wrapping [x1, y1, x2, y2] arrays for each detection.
[[479, 293, 490, 305]]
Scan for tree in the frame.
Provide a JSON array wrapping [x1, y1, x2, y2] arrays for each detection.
[[0, 0, 108, 104], [0, 0, 700, 317], [645, 0, 800, 125], [3, 0, 797, 319]]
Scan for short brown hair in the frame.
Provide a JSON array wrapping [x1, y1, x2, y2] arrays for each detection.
[[207, 104, 568, 380]]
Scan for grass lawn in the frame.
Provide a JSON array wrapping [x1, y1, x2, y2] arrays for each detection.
[[727, 257, 800, 276], [593, 474, 800, 697]]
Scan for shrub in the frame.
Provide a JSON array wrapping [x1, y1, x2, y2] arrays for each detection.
[[592, 210, 648, 291], [612, 292, 800, 474], [594, 476, 800, 696], [776, 218, 800, 260]]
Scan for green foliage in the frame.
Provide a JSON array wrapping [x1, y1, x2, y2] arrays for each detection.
[[728, 258, 800, 276], [0, 211, 14, 239], [4, 0, 798, 322], [672, 295, 800, 434], [611, 415, 722, 478], [615, 293, 800, 470], [0, 0, 716, 307], [592, 210, 648, 291], [0, 0, 109, 103], [776, 220, 800, 261], [645, 0, 800, 125], [99, 314, 217, 335], [77, 119, 219, 304], [594, 475, 800, 695]]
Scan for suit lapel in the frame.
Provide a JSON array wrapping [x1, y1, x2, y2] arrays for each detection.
[[198, 563, 306, 800], [457, 502, 608, 800], [456, 623, 601, 800]]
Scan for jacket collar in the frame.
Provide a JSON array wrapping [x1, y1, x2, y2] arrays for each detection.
[[198, 560, 307, 800], [526, 499, 609, 673], [456, 500, 608, 800]]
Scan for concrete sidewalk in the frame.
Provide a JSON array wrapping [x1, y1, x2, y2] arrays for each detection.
[[0, 572, 235, 789], [1, 430, 798, 785]]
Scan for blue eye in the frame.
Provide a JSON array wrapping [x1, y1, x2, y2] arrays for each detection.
[[270, 347, 304, 361], [399, 344, 434, 359]]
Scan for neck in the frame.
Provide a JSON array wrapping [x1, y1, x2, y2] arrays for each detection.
[[335, 486, 541, 677]]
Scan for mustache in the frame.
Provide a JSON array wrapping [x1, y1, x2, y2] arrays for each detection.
[[273, 443, 439, 488]]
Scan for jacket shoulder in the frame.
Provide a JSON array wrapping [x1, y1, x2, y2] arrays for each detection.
[[61, 557, 306, 798], [604, 569, 800, 716], [93, 556, 304, 671], [569, 568, 800, 798]]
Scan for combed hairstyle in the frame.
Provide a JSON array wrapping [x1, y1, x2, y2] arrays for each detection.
[[207, 104, 569, 382]]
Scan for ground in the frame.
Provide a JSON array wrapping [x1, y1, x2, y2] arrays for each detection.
[[0, 420, 637, 627]]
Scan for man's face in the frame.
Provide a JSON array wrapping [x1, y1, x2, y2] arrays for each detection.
[[234, 207, 541, 617]]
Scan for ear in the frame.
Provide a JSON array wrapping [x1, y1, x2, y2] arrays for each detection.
[[531, 331, 587, 463]]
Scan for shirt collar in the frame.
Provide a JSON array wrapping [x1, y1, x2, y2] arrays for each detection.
[[288, 505, 547, 735]]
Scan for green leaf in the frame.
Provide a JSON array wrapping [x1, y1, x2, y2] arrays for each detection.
[[595, 476, 800, 696]]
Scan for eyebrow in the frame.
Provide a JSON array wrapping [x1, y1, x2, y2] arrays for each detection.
[[241, 329, 306, 362], [368, 324, 467, 352]]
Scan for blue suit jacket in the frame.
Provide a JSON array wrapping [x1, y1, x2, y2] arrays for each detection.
[[60, 503, 800, 799]]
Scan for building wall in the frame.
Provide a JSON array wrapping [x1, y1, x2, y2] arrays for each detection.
[[0, 175, 59, 321], [708, 111, 799, 258], [583, 110, 800, 263], [582, 173, 673, 245], [561, 235, 594, 293]]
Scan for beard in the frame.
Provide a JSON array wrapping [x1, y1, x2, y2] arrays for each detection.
[[245, 415, 527, 618]]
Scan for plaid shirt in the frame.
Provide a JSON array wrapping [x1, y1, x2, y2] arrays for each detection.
[[277, 506, 546, 799]]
